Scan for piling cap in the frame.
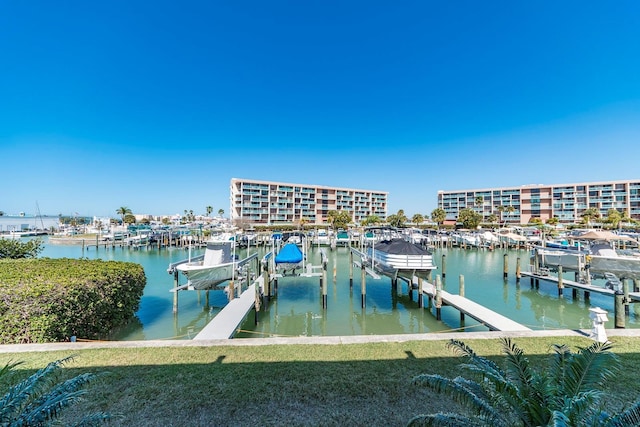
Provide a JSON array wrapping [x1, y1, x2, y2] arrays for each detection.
[[589, 307, 608, 315], [589, 307, 609, 322]]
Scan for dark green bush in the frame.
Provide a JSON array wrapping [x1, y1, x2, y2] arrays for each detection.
[[0, 238, 44, 259], [0, 258, 146, 343]]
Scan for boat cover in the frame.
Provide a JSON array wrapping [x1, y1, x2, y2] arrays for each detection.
[[374, 239, 430, 255], [275, 243, 304, 264]]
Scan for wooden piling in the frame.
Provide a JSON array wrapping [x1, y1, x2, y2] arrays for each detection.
[[441, 254, 447, 278], [459, 274, 465, 323], [435, 275, 442, 321], [615, 291, 625, 328], [557, 265, 564, 297], [349, 251, 354, 288], [172, 271, 179, 314], [515, 258, 521, 283], [503, 253, 508, 279], [361, 264, 366, 308], [322, 265, 328, 309], [624, 279, 630, 316], [417, 277, 423, 308]]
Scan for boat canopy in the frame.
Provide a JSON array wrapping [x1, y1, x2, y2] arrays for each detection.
[[374, 239, 430, 255]]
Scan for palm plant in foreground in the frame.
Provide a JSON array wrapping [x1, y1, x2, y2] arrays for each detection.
[[409, 338, 640, 426], [0, 356, 112, 426]]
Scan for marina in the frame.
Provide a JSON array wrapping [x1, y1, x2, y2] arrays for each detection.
[[8, 233, 634, 341]]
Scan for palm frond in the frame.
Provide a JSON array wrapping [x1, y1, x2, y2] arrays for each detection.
[[0, 356, 76, 422], [412, 374, 501, 421], [549, 410, 570, 427], [556, 391, 603, 426], [0, 360, 24, 381], [18, 372, 101, 425], [604, 400, 640, 427], [562, 341, 619, 397]]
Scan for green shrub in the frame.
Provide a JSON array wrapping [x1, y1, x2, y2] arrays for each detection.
[[0, 258, 146, 343], [0, 238, 44, 259]]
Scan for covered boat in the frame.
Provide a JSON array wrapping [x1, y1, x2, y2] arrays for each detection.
[[275, 242, 304, 272], [367, 238, 436, 278]]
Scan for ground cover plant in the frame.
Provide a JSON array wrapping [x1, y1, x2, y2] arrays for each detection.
[[0, 258, 145, 343], [1, 335, 640, 426]]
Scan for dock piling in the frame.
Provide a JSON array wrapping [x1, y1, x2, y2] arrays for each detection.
[[503, 253, 508, 279], [459, 275, 465, 323], [361, 263, 366, 308], [441, 254, 447, 278], [615, 291, 626, 328], [557, 265, 564, 297]]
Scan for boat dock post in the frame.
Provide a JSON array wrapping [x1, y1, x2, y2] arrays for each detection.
[[322, 260, 328, 309], [435, 275, 442, 320], [516, 258, 521, 283], [361, 262, 366, 308], [503, 253, 508, 279], [459, 275, 465, 324], [557, 266, 564, 297], [441, 254, 447, 278]]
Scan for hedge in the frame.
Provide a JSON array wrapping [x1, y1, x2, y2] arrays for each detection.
[[0, 258, 146, 344]]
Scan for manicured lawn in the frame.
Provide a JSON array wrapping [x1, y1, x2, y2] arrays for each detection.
[[2, 335, 640, 426]]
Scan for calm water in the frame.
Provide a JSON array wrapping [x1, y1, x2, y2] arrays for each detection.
[[33, 238, 640, 340]]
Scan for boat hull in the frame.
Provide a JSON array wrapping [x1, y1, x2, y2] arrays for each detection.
[[176, 262, 236, 290]]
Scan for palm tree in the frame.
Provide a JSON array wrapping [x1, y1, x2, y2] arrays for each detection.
[[218, 209, 225, 218], [116, 206, 132, 225], [206, 206, 213, 217], [431, 208, 446, 230], [412, 213, 424, 228], [581, 207, 601, 227], [0, 356, 112, 425], [475, 196, 484, 218], [409, 338, 640, 426]]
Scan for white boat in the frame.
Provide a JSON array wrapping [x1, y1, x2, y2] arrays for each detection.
[[534, 230, 640, 280], [168, 241, 257, 290], [314, 229, 331, 246], [367, 238, 437, 278], [335, 230, 350, 246]]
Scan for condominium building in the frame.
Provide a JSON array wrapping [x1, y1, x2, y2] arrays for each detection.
[[230, 178, 388, 226], [437, 180, 640, 224]]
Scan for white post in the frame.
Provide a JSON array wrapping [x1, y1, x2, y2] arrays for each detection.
[[589, 307, 609, 343]]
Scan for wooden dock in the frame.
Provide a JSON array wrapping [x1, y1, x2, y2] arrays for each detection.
[[419, 279, 531, 332], [521, 271, 640, 302], [193, 283, 258, 340]]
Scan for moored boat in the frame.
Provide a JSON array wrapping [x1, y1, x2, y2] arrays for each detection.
[[367, 238, 436, 278], [274, 242, 305, 273], [168, 240, 257, 290]]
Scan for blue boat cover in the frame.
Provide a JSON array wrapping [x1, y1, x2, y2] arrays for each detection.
[[275, 243, 304, 264]]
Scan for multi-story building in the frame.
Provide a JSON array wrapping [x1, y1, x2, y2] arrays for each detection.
[[437, 180, 640, 224], [230, 178, 388, 226]]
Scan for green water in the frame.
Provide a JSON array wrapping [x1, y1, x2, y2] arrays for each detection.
[[38, 240, 640, 340]]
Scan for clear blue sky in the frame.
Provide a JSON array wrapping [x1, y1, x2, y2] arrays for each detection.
[[2, 1, 640, 218]]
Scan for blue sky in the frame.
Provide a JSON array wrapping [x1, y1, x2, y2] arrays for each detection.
[[2, 1, 640, 219]]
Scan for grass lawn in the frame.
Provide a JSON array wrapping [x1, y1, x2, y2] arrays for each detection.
[[2, 335, 640, 426]]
